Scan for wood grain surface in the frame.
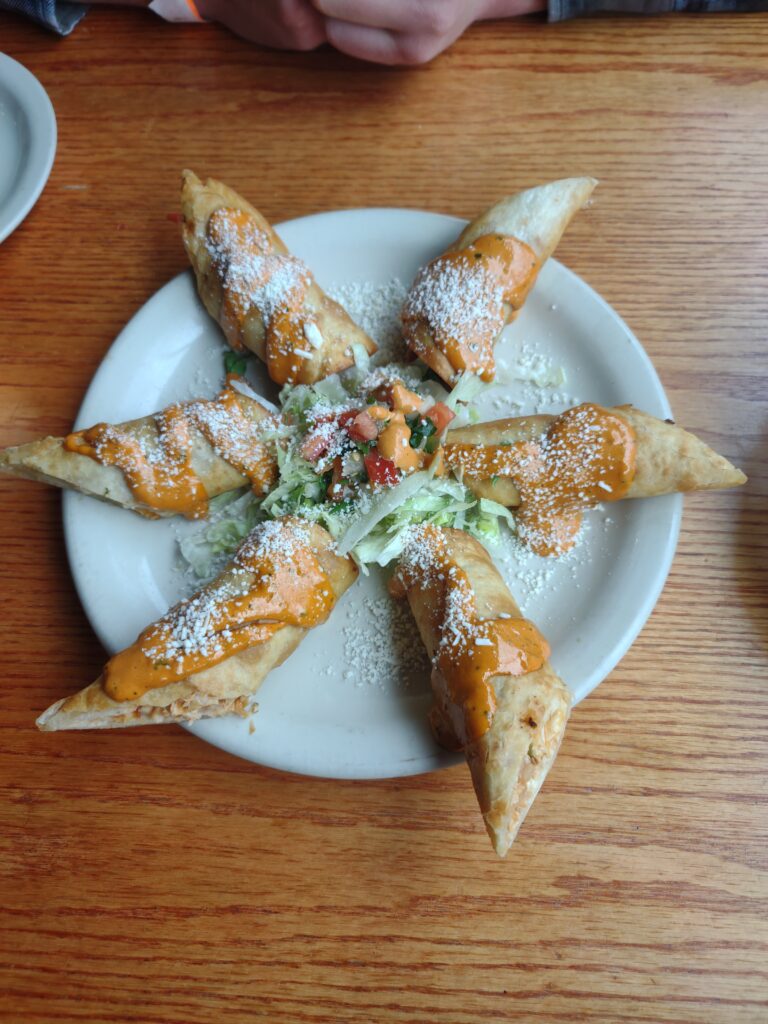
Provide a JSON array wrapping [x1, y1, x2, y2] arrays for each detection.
[[1, 10, 767, 1023]]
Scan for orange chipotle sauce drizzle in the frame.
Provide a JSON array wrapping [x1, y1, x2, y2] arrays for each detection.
[[206, 208, 313, 386], [444, 403, 637, 556], [65, 406, 208, 519], [403, 233, 539, 381], [64, 383, 276, 519], [104, 523, 335, 702], [190, 384, 276, 495], [395, 527, 549, 743]]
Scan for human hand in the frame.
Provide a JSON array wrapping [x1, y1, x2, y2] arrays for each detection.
[[312, 0, 546, 65], [198, 0, 326, 49]]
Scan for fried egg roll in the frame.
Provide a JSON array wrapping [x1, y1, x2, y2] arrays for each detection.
[[36, 518, 357, 731], [0, 381, 278, 519], [392, 526, 570, 856], [181, 171, 377, 385], [444, 404, 746, 556], [401, 177, 597, 383]]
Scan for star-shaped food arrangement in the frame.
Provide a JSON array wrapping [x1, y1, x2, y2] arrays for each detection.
[[0, 172, 746, 856]]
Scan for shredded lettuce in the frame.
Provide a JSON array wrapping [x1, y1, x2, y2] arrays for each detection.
[[443, 371, 494, 428], [336, 466, 437, 557], [279, 376, 352, 429], [261, 444, 327, 517], [181, 470, 515, 578], [229, 377, 280, 414], [179, 367, 517, 578], [258, 438, 366, 542], [351, 342, 371, 372], [445, 371, 490, 411], [348, 478, 516, 568], [417, 378, 451, 406], [180, 489, 263, 577]]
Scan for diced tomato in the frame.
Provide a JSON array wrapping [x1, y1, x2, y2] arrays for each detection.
[[424, 402, 455, 433], [307, 409, 354, 430], [347, 410, 378, 442], [327, 457, 345, 500], [309, 412, 334, 425], [337, 409, 358, 429], [300, 432, 330, 463], [301, 409, 356, 462], [370, 382, 395, 406], [364, 451, 401, 487]]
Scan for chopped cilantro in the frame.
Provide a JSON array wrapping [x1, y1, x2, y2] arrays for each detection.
[[224, 351, 249, 376], [409, 417, 436, 449]]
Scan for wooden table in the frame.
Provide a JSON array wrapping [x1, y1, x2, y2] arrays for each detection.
[[1, 10, 767, 1022]]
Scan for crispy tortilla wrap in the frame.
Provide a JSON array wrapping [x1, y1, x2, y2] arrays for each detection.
[[181, 170, 376, 385], [444, 404, 747, 507], [393, 526, 570, 857], [402, 177, 597, 383], [36, 518, 357, 731], [0, 383, 277, 519]]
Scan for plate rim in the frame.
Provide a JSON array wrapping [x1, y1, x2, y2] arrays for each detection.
[[62, 205, 682, 779], [0, 53, 57, 244]]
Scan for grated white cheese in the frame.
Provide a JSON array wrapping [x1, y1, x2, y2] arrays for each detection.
[[402, 257, 504, 379], [328, 278, 408, 364], [149, 519, 310, 668], [303, 321, 324, 349], [342, 592, 431, 692]]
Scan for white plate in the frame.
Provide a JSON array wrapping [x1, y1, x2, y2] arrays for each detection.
[[63, 208, 681, 779], [0, 54, 56, 244]]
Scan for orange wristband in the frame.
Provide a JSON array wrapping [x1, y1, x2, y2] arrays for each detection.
[[148, 0, 205, 22]]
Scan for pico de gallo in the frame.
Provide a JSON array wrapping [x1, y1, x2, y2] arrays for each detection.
[[296, 378, 455, 500], [180, 361, 517, 575]]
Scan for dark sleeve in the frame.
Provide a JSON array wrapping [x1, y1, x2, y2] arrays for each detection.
[[550, 0, 768, 20], [0, 0, 87, 33]]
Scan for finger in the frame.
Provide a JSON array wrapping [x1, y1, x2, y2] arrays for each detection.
[[274, 0, 327, 49], [315, 0, 416, 29], [325, 19, 446, 64], [219, 0, 326, 49], [236, 17, 326, 50], [316, 0, 454, 33]]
